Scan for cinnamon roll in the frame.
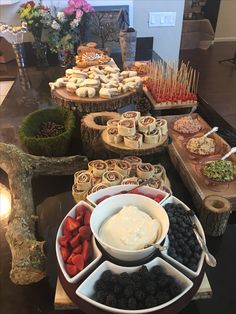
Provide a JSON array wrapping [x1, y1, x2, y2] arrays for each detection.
[[90, 183, 109, 194], [105, 159, 119, 170]]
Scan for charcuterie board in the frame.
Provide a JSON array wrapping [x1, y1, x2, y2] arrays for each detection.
[[166, 114, 236, 210]]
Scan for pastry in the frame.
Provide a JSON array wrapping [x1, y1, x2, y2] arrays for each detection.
[[147, 177, 162, 189], [136, 163, 155, 180], [144, 128, 161, 144], [117, 119, 136, 137], [74, 169, 86, 183], [79, 79, 100, 88], [76, 87, 96, 98], [114, 160, 131, 177], [122, 111, 140, 124], [92, 176, 103, 186], [107, 127, 123, 144], [102, 171, 123, 186], [156, 118, 168, 136], [124, 133, 143, 149], [74, 171, 93, 191], [153, 164, 164, 179], [121, 177, 140, 185], [138, 116, 156, 133], [90, 183, 109, 194], [72, 184, 87, 203], [66, 82, 77, 93], [105, 159, 119, 170], [123, 156, 142, 166], [107, 119, 121, 127], [99, 87, 119, 98], [88, 160, 107, 177]]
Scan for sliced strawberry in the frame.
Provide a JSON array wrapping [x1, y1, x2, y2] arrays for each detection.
[[63, 216, 79, 234], [58, 235, 71, 247], [96, 195, 110, 204], [71, 254, 85, 271], [76, 204, 87, 218], [69, 233, 82, 249], [154, 194, 164, 203], [82, 240, 93, 262], [83, 210, 91, 226], [72, 244, 82, 254], [79, 225, 92, 240], [67, 252, 77, 264], [65, 263, 78, 277], [75, 214, 83, 226], [60, 247, 70, 262]]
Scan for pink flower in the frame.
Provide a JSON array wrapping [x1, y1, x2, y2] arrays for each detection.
[[75, 8, 83, 19], [64, 6, 74, 15], [82, 2, 94, 13]]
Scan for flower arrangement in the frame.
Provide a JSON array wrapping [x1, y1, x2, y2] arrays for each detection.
[[17, 1, 51, 41], [47, 0, 94, 53]]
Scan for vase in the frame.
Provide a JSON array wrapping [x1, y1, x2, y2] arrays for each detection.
[[33, 41, 49, 68], [57, 49, 75, 68], [119, 30, 137, 65], [12, 43, 26, 68]]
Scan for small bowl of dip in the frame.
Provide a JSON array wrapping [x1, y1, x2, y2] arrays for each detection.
[[90, 194, 169, 261]]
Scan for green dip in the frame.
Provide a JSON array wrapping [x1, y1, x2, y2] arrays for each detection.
[[203, 160, 236, 182]]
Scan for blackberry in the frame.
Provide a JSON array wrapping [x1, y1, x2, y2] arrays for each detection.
[[113, 284, 122, 295], [105, 294, 117, 307], [145, 281, 157, 295], [135, 290, 146, 301], [101, 270, 112, 282], [156, 291, 170, 304], [169, 282, 181, 297], [117, 297, 127, 309], [94, 279, 107, 292], [123, 285, 134, 297], [145, 295, 157, 308], [127, 297, 137, 310], [95, 290, 107, 303]]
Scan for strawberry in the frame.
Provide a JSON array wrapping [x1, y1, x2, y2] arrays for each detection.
[[82, 240, 93, 262], [58, 235, 71, 247], [65, 263, 77, 277], [75, 214, 83, 226], [63, 216, 79, 234], [71, 254, 85, 271], [67, 252, 77, 264], [96, 195, 110, 204], [79, 225, 92, 240], [76, 204, 87, 217], [72, 244, 82, 254], [154, 194, 164, 203], [60, 247, 70, 262], [83, 210, 91, 225], [69, 233, 82, 249]]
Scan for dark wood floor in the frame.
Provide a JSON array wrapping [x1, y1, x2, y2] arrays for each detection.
[[180, 42, 236, 129]]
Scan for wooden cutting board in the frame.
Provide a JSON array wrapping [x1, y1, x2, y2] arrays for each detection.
[[166, 114, 236, 211]]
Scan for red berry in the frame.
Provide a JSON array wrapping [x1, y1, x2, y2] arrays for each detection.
[[82, 240, 93, 262], [60, 247, 70, 262], [79, 225, 92, 241], [84, 210, 91, 225], [72, 244, 82, 254], [76, 204, 87, 217], [69, 233, 82, 249], [71, 254, 85, 271], [58, 235, 71, 247], [65, 263, 77, 277], [63, 216, 79, 235]]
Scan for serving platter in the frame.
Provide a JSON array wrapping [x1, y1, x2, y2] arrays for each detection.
[[166, 114, 236, 210], [143, 86, 197, 111], [55, 192, 208, 314], [101, 130, 169, 157]]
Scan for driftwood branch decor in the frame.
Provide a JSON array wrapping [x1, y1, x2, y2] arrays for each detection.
[[0, 143, 88, 285]]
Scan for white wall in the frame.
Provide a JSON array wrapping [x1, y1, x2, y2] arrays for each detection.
[[215, 0, 236, 42], [133, 0, 184, 61], [0, 0, 185, 61]]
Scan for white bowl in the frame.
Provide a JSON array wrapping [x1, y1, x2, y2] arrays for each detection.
[[161, 196, 205, 278], [56, 200, 102, 283], [87, 184, 169, 206], [76, 257, 193, 313], [90, 194, 169, 261]]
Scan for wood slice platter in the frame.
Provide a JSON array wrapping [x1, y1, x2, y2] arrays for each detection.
[[166, 114, 236, 211], [52, 88, 141, 114], [101, 129, 169, 157], [143, 86, 196, 110]]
